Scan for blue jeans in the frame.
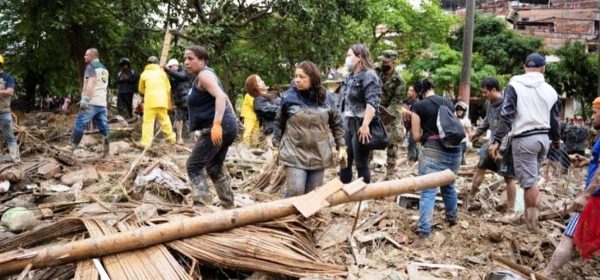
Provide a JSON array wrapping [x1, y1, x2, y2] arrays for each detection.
[[285, 167, 325, 198], [418, 140, 461, 236], [0, 112, 17, 147], [71, 105, 109, 146]]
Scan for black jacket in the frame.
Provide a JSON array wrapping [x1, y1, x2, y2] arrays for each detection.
[[167, 68, 193, 108], [254, 95, 280, 134]]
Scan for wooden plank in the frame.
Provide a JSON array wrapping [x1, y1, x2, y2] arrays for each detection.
[[159, 29, 173, 67], [293, 179, 344, 218], [292, 192, 329, 218], [315, 179, 345, 198], [491, 254, 551, 280], [343, 179, 367, 196]]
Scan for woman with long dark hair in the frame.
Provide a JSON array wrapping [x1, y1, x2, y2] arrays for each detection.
[[272, 61, 347, 197], [245, 74, 280, 139], [184, 45, 237, 208], [339, 44, 382, 184]]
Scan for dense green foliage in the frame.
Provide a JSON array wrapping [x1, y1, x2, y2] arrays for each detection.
[[546, 42, 598, 118], [0, 1, 596, 111], [0, 0, 457, 108]]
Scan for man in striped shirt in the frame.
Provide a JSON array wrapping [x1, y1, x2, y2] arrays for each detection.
[[542, 97, 600, 275]]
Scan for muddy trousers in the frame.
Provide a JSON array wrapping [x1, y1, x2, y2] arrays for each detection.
[[284, 167, 324, 198], [340, 117, 372, 184], [187, 117, 237, 208]]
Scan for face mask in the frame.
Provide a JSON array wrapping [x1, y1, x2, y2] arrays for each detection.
[[381, 65, 391, 72], [344, 57, 355, 72]]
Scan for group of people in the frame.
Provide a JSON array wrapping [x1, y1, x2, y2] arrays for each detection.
[[0, 43, 598, 274]]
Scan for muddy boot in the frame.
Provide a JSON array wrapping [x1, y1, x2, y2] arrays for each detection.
[[212, 175, 235, 209], [190, 176, 212, 206], [411, 233, 430, 248], [102, 137, 110, 157], [385, 163, 396, 180], [206, 165, 235, 208], [8, 146, 20, 164]]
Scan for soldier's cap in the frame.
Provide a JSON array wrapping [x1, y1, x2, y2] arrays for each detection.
[[525, 52, 545, 68], [574, 115, 583, 121], [378, 50, 398, 62], [147, 56, 159, 64]]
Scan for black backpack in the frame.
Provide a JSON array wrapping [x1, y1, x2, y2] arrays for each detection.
[[426, 97, 466, 148]]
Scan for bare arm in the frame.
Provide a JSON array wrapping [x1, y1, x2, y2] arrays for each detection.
[[411, 112, 421, 142]]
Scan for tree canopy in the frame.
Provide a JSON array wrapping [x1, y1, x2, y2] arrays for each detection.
[[0, 0, 459, 108]]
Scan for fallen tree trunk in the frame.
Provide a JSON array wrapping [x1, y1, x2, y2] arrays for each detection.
[[0, 169, 455, 276]]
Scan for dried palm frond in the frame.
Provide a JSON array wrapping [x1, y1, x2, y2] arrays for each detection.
[[166, 215, 346, 278], [74, 219, 191, 280]]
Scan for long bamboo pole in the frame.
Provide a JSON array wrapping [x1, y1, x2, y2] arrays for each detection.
[[0, 170, 455, 276]]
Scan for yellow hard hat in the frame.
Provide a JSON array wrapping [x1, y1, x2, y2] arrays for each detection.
[[0, 54, 3, 64]]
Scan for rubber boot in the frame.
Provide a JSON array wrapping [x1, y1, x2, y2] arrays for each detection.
[[212, 175, 235, 209], [190, 175, 212, 206], [103, 137, 110, 157], [8, 146, 20, 164]]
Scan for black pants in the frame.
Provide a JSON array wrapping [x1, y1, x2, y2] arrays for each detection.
[[340, 117, 372, 184], [117, 92, 134, 118], [187, 115, 238, 205]]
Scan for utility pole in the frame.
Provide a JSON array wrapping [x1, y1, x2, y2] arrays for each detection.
[[459, 0, 475, 105]]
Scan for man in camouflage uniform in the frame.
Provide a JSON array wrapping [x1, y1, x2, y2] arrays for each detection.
[[376, 50, 406, 179]]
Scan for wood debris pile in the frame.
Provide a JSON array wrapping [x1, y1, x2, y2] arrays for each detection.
[[0, 113, 598, 279]]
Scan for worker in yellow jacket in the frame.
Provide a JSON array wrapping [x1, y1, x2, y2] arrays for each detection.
[[240, 88, 260, 147], [138, 56, 176, 148]]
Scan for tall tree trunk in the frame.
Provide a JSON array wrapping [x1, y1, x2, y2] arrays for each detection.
[[67, 25, 87, 88]]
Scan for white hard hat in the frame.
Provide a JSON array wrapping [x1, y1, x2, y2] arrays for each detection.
[[166, 59, 179, 67]]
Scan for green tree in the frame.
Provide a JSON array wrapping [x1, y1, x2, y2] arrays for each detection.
[[546, 42, 598, 119], [407, 43, 503, 98], [452, 13, 542, 75], [0, 0, 164, 109]]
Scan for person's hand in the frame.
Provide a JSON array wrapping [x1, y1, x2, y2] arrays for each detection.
[[571, 193, 590, 212], [358, 124, 371, 144], [79, 98, 90, 109], [338, 146, 348, 168], [488, 142, 501, 162], [570, 154, 589, 168], [210, 121, 223, 146]]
